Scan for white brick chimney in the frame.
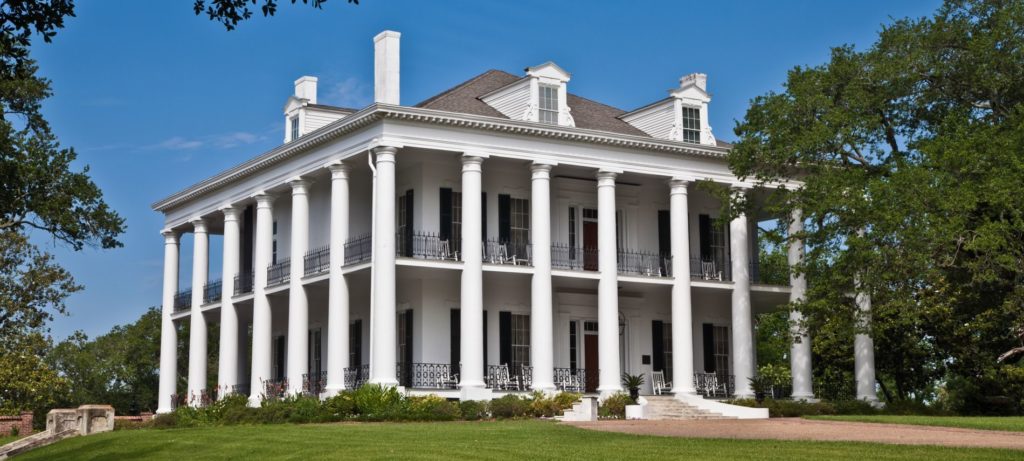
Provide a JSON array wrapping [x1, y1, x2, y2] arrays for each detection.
[[680, 73, 707, 92], [294, 76, 318, 104], [374, 30, 401, 105]]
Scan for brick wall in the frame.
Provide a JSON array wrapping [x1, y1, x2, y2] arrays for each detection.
[[0, 412, 33, 437], [113, 412, 154, 423]]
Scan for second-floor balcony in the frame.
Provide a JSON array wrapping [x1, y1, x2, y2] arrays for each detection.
[[173, 289, 191, 312], [344, 234, 372, 266], [267, 259, 290, 287], [304, 246, 330, 276], [396, 230, 458, 260], [202, 280, 222, 304], [234, 272, 254, 296]]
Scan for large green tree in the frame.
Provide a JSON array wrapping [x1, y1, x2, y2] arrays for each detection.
[[730, 0, 1024, 413]]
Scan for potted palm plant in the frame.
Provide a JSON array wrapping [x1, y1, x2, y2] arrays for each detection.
[[621, 373, 645, 403]]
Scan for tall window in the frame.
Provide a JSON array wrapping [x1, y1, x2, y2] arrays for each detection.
[[538, 85, 559, 124], [569, 321, 578, 372], [710, 217, 728, 274], [397, 194, 408, 251], [272, 220, 278, 264], [713, 325, 730, 378], [452, 192, 462, 254], [511, 313, 530, 370], [290, 115, 300, 141], [510, 197, 530, 256], [568, 207, 577, 257], [681, 106, 700, 143]]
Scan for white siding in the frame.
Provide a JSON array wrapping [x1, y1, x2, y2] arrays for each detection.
[[621, 101, 675, 140], [303, 108, 348, 135], [481, 79, 531, 120]]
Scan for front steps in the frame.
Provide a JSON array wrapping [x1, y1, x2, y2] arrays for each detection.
[[642, 395, 734, 420]]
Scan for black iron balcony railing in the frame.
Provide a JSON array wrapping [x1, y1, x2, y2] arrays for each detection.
[[550, 243, 597, 271], [617, 250, 672, 277], [202, 280, 222, 304], [483, 239, 531, 265], [261, 378, 288, 400], [693, 372, 736, 398], [408, 363, 459, 389], [173, 289, 192, 312], [553, 368, 586, 393], [302, 370, 327, 396], [234, 272, 254, 296], [304, 246, 330, 276], [396, 231, 458, 260], [689, 256, 733, 282], [267, 259, 290, 287], [343, 365, 370, 389], [344, 234, 372, 265]]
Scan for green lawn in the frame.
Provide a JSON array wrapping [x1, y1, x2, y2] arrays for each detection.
[[16, 420, 1022, 460], [0, 435, 21, 446], [806, 415, 1024, 432]]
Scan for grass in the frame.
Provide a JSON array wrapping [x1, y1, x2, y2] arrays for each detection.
[[806, 415, 1024, 432], [16, 420, 1022, 460], [0, 434, 21, 446]]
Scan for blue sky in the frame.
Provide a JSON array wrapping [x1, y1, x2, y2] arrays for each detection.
[[33, 0, 941, 340]]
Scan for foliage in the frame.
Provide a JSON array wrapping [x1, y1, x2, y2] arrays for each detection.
[[754, 310, 791, 370], [193, 0, 358, 31], [0, 232, 79, 343], [808, 415, 1024, 432], [598, 393, 631, 419], [489, 394, 531, 419], [0, 332, 69, 415], [351, 384, 404, 420], [405, 395, 460, 421], [729, 0, 1024, 413], [458, 400, 489, 421], [526, 391, 578, 418], [620, 373, 644, 391]]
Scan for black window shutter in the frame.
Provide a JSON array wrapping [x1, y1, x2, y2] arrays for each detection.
[[702, 323, 715, 373], [498, 194, 511, 243], [350, 320, 362, 368], [404, 190, 415, 256], [242, 205, 254, 275], [658, 210, 671, 257], [482, 310, 488, 370], [403, 309, 413, 387], [440, 188, 452, 241], [652, 320, 665, 373], [499, 311, 512, 366], [699, 214, 712, 260], [450, 309, 460, 368], [276, 335, 286, 380], [481, 192, 487, 240]]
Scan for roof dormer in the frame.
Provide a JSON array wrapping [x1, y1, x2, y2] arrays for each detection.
[[283, 76, 354, 143], [480, 61, 575, 127], [620, 72, 716, 146]]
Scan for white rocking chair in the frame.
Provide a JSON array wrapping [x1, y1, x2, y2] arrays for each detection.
[[652, 370, 672, 395]]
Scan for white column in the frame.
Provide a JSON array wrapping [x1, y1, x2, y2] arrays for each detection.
[[596, 171, 621, 396], [187, 218, 209, 405], [370, 146, 398, 386], [249, 194, 275, 406], [459, 155, 486, 392], [788, 209, 814, 400], [669, 180, 697, 395], [325, 164, 351, 395], [217, 206, 242, 398], [729, 188, 755, 398], [157, 231, 180, 414], [530, 163, 555, 392], [287, 179, 311, 395], [855, 283, 878, 402]]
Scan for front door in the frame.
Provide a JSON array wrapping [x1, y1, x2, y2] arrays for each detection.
[[584, 334, 599, 392], [583, 221, 598, 271]]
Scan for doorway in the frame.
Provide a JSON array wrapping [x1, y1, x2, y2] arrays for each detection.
[[584, 333, 599, 392], [583, 222, 598, 271]]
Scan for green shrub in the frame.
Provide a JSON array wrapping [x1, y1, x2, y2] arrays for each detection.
[[322, 391, 357, 421], [407, 395, 461, 421], [259, 397, 297, 424], [831, 399, 879, 415], [459, 400, 489, 421], [730, 398, 835, 417], [353, 384, 404, 420], [528, 391, 560, 417], [220, 405, 260, 425], [490, 394, 531, 419], [151, 413, 177, 429], [598, 393, 630, 419], [9, 426, 19, 436], [113, 419, 150, 431], [287, 395, 325, 424], [553, 392, 582, 411]]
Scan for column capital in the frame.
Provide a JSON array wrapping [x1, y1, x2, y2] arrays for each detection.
[[461, 155, 484, 171], [254, 193, 275, 208], [289, 177, 311, 194], [161, 230, 179, 244], [530, 162, 553, 178], [669, 179, 690, 194], [595, 170, 617, 186], [372, 145, 398, 160], [221, 205, 242, 221], [329, 162, 351, 179], [190, 218, 208, 234]]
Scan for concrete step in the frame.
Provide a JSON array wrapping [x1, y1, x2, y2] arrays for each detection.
[[642, 395, 736, 421]]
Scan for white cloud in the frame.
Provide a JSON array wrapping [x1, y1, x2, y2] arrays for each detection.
[[149, 131, 265, 151], [155, 136, 204, 150], [324, 77, 372, 109]]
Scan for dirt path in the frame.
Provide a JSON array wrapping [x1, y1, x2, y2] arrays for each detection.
[[565, 418, 1024, 450]]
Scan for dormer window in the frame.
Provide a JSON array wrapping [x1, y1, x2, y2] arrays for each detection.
[[290, 115, 300, 141], [538, 85, 559, 124], [681, 106, 700, 144]]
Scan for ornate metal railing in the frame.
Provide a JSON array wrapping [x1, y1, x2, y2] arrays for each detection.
[[344, 234, 372, 265], [202, 280, 222, 304], [267, 259, 290, 287], [483, 239, 532, 265], [617, 250, 671, 277], [550, 243, 597, 271], [396, 231, 458, 260], [553, 368, 586, 393], [304, 246, 331, 276], [234, 272, 254, 296], [262, 378, 288, 400], [173, 289, 192, 312], [169, 393, 183, 411], [344, 365, 370, 389], [302, 371, 327, 396], [408, 363, 459, 389], [689, 257, 732, 282]]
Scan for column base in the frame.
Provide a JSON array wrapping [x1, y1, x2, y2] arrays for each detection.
[[248, 395, 263, 408], [733, 392, 755, 400], [598, 387, 623, 401], [670, 387, 697, 396], [459, 386, 493, 401], [155, 406, 174, 415], [790, 392, 818, 403], [531, 383, 557, 395], [368, 378, 400, 388], [322, 385, 347, 397]]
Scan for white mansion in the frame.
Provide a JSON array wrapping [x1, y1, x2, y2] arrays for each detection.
[[153, 31, 880, 416]]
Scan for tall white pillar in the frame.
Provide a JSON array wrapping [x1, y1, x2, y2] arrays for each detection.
[[249, 194, 275, 406], [217, 206, 242, 398], [459, 155, 486, 393], [187, 218, 209, 405], [157, 231, 180, 414], [325, 164, 351, 394], [854, 284, 878, 402], [669, 179, 697, 395], [370, 146, 398, 386], [788, 209, 814, 400], [530, 163, 555, 392], [596, 171, 621, 396], [287, 179, 311, 395], [729, 188, 755, 398]]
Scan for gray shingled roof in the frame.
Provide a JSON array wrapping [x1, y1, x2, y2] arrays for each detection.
[[414, 69, 732, 147]]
